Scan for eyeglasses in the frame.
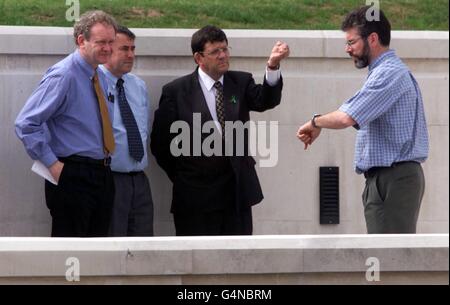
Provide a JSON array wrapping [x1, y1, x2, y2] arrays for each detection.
[[345, 37, 363, 47], [199, 46, 232, 57]]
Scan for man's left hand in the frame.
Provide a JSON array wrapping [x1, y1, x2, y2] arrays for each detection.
[[267, 41, 290, 68]]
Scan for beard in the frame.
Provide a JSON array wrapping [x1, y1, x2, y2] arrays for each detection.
[[351, 40, 370, 69]]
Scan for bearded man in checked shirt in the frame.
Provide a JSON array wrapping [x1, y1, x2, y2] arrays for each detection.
[[297, 6, 429, 234]]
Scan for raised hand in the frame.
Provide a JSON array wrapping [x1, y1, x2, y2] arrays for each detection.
[[267, 41, 290, 68]]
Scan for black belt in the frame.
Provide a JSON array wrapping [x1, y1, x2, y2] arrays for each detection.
[[113, 170, 144, 176], [364, 161, 419, 178], [59, 155, 111, 167]]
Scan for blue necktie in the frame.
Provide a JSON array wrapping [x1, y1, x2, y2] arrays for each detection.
[[116, 78, 144, 162]]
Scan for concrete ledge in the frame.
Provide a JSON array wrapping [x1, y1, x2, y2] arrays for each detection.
[[0, 26, 448, 58], [0, 234, 447, 284]]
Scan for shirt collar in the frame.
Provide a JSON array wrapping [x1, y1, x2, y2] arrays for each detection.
[[98, 65, 130, 89], [99, 65, 119, 88], [198, 67, 224, 91], [369, 49, 396, 72], [74, 49, 97, 79]]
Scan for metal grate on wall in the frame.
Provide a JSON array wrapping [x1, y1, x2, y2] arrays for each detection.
[[319, 166, 339, 224]]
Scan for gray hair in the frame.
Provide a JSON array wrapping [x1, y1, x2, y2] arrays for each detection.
[[73, 10, 118, 45]]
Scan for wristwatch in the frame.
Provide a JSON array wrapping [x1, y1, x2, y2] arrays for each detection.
[[311, 114, 321, 128]]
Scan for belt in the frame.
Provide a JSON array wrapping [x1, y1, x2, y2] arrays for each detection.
[[113, 170, 144, 176], [364, 161, 419, 178], [59, 155, 111, 167]]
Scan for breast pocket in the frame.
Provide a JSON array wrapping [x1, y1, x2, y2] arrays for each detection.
[[132, 104, 150, 137]]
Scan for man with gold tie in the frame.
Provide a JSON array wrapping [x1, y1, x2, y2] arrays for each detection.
[[15, 11, 118, 237]]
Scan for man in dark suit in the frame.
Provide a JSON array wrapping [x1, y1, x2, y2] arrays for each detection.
[[151, 25, 289, 236]]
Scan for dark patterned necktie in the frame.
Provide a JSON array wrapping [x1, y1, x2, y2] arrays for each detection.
[[116, 78, 144, 162], [213, 81, 225, 134]]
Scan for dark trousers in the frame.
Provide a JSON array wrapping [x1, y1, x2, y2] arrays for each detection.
[[45, 158, 114, 237], [109, 171, 154, 236], [172, 157, 253, 236], [362, 161, 425, 234], [174, 207, 252, 236]]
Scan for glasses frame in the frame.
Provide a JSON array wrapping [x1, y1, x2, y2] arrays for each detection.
[[199, 46, 232, 57], [345, 37, 363, 48]]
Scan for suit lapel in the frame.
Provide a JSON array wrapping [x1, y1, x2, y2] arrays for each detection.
[[223, 72, 240, 123]]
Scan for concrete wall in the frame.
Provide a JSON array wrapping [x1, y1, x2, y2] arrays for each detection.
[[0, 234, 448, 284], [0, 27, 448, 236]]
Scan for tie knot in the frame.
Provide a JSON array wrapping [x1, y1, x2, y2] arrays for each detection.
[[117, 78, 124, 88], [214, 81, 222, 90], [92, 70, 99, 81]]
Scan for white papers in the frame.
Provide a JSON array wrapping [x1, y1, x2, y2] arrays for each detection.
[[31, 160, 58, 185]]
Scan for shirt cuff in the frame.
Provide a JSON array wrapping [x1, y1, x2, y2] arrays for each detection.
[[265, 68, 281, 87], [41, 153, 58, 168]]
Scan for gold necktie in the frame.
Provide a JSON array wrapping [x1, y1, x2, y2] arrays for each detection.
[[93, 71, 115, 154]]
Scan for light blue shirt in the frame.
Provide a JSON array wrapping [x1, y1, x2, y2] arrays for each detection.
[[339, 50, 429, 174], [15, 50, 113, 167], [99, 65, 150, 173]]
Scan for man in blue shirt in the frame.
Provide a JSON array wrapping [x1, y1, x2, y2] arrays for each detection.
[[100, 26, 154, 236], [15, 11, 118, 237], [297, 6, 429, 233]]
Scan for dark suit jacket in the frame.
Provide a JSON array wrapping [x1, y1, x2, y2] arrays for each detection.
[[151, 69, 283, 214]]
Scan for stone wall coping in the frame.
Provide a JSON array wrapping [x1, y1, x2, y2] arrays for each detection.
[[0, 26, 448, 58], [0, 234, 448, 250]]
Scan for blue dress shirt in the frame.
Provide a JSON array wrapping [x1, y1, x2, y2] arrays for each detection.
[[99, 65, 150, 173], [339, 50, 429, 174], [15, 50, 113, 167]]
